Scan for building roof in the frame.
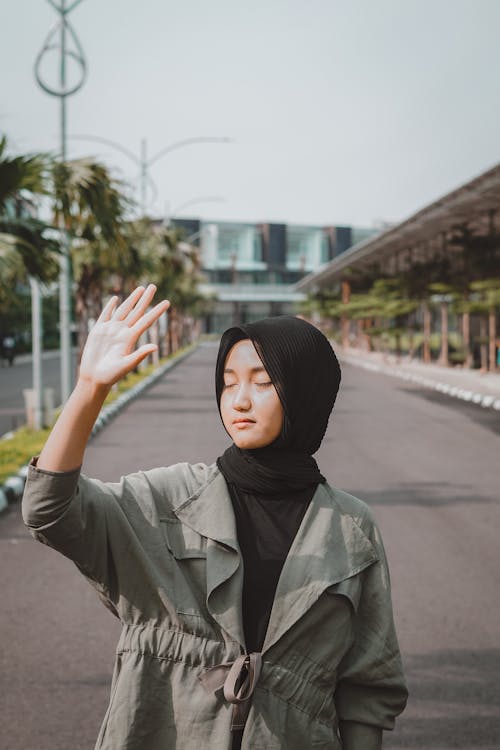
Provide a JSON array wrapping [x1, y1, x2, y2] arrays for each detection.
[[296, 162, 500, 291]]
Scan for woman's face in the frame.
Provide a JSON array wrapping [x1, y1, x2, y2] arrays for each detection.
[[220, 339, 284, 450]]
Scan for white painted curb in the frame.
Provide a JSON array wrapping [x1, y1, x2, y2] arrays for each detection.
[[339, 353, 500, 411]]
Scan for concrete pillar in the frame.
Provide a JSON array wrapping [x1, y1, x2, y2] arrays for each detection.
[[489, 307, 497, 371], [341, 280, 351, 347], [423, 303, 431, 363], [438, 301, 449, 366]]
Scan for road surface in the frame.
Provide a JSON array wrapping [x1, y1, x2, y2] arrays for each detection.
[[0, 351, 78, 436], [1, 342, 498, 749]]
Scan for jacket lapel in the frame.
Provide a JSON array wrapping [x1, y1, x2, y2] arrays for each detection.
[[173, 469, 378, 655], [173, 469, 246, 648], [262, 482, 379, 653]]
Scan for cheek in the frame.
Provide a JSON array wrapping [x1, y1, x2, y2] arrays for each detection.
[[219, 394, 231, 426], [260, 394, 284, 431]]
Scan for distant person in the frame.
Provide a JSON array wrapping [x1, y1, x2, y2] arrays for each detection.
[[2, 334, 15, 365], [22, 285, 407, 749]]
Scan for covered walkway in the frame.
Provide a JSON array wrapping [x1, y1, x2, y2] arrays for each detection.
[[297, 162, 500, 288]]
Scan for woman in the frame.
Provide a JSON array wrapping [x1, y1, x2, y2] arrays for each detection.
[[22, 284, 407, 749]]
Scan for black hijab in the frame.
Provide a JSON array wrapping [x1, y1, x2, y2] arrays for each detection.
[[215, 315, 341, 495]]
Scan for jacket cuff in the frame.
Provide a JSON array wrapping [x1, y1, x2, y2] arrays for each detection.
[[335, 680, 408, 730], [22, 456, 82, 529]]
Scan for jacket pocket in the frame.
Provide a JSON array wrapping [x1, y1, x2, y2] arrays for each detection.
[[161, 520, 209, 617], [163, 519, 207, 559]]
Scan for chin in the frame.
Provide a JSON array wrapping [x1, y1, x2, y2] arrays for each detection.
[[232, 437, 261, 450], [231, 433, 274, 450]]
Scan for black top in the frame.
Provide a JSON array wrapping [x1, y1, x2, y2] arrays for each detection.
[[228, 483, 316, 652], [228, 483, 316, 750]]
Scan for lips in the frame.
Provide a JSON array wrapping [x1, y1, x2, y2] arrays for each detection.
[[233, 418, 255, 424]]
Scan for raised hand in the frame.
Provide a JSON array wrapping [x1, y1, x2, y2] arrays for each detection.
[[79, 284, 170, 388]]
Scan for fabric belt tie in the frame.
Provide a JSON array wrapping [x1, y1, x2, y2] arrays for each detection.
[[199, 652, 262, 731]]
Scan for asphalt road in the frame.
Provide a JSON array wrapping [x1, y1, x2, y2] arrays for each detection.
[[0, 352, 78, 436], [1, 341, 499, 750]]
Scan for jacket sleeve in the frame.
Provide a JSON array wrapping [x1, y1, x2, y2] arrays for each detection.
[[334, 517, 408, 731], [21, 456, 170, 606]]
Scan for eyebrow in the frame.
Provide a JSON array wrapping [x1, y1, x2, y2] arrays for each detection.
[[224, 366, 268, 375]]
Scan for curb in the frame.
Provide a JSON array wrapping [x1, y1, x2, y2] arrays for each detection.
[[0, 344, 198, 517], [339, 352, 500, 411]]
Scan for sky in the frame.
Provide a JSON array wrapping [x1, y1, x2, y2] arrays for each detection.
[[2, 0, 500, 228]]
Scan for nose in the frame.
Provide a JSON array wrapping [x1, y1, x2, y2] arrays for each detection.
[[232, 383, 252, 411]]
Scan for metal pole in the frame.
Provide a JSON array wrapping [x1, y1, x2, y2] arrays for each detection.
[[58, 0, 73, 402], [30, 277, 44, 431], [34, 0, 87, 404], [140, 138, 148, 217], [68, 134, 233, 217]]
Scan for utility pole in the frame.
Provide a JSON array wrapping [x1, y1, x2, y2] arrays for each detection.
[[35, 0, 87, 403], [140, 138, 148, 217], [29, 278, 43, 430], [69, 134, 233, 218]]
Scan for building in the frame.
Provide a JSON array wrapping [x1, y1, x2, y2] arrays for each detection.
[[170, 217, 377, 333]]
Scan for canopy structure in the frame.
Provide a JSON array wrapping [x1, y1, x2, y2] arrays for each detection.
[[297, 162, 500, 292]]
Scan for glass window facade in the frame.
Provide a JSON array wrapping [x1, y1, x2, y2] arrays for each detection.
[[203, 222, 263, 269], [286, 226, 325, 271], [172, 217, 365, 332]]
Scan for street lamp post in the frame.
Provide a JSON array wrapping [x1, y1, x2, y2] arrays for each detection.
[[69, 134, 233, 217], [35, 0, 87, 404]]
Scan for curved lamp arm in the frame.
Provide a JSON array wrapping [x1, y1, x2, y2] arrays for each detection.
[[149, 137, 234, 167]]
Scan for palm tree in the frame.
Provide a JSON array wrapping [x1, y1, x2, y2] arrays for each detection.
[[150, 224, 205, 354], [0, 136, 60, 357], [52, 158, 127, 240], [0, 135, 59, 283], [0, 136, 47, 208], [52, 157, 131, 358]]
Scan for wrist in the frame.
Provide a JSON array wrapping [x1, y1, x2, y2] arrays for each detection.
[[74, 376, 111, 403]]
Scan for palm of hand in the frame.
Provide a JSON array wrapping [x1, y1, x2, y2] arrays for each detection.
[[78, 285, 169, 388]]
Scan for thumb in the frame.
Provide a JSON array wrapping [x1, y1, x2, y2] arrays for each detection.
[[124, 344, 157, 370]]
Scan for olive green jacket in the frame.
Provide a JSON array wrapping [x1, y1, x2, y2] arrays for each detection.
[[22, 459, 407, 749]]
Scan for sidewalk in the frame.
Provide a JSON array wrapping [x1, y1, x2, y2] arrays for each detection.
[[337, 346, 500, 410]]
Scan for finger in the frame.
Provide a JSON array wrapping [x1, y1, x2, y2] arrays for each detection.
[[131, 300, 170, 337], [113, 286, 146, 320], [124, 284, 158, 326], [97, 295, 118, 323], [123, 344, 157, 370]]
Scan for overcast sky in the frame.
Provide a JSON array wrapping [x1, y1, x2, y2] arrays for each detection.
[[2, 0, 500, 228]]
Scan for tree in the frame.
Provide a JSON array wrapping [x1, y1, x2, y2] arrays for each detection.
[[0, 135, 59, 284], [151, 225, 206, 353], [52, 157, 131, 358], [468, 279, 500, 371], [427, 282, 457, 367], [0, 136, 60, 352]]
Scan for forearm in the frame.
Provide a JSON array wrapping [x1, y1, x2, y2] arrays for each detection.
[[37, 378, 110, 472], [339, 721, 382, 750]]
